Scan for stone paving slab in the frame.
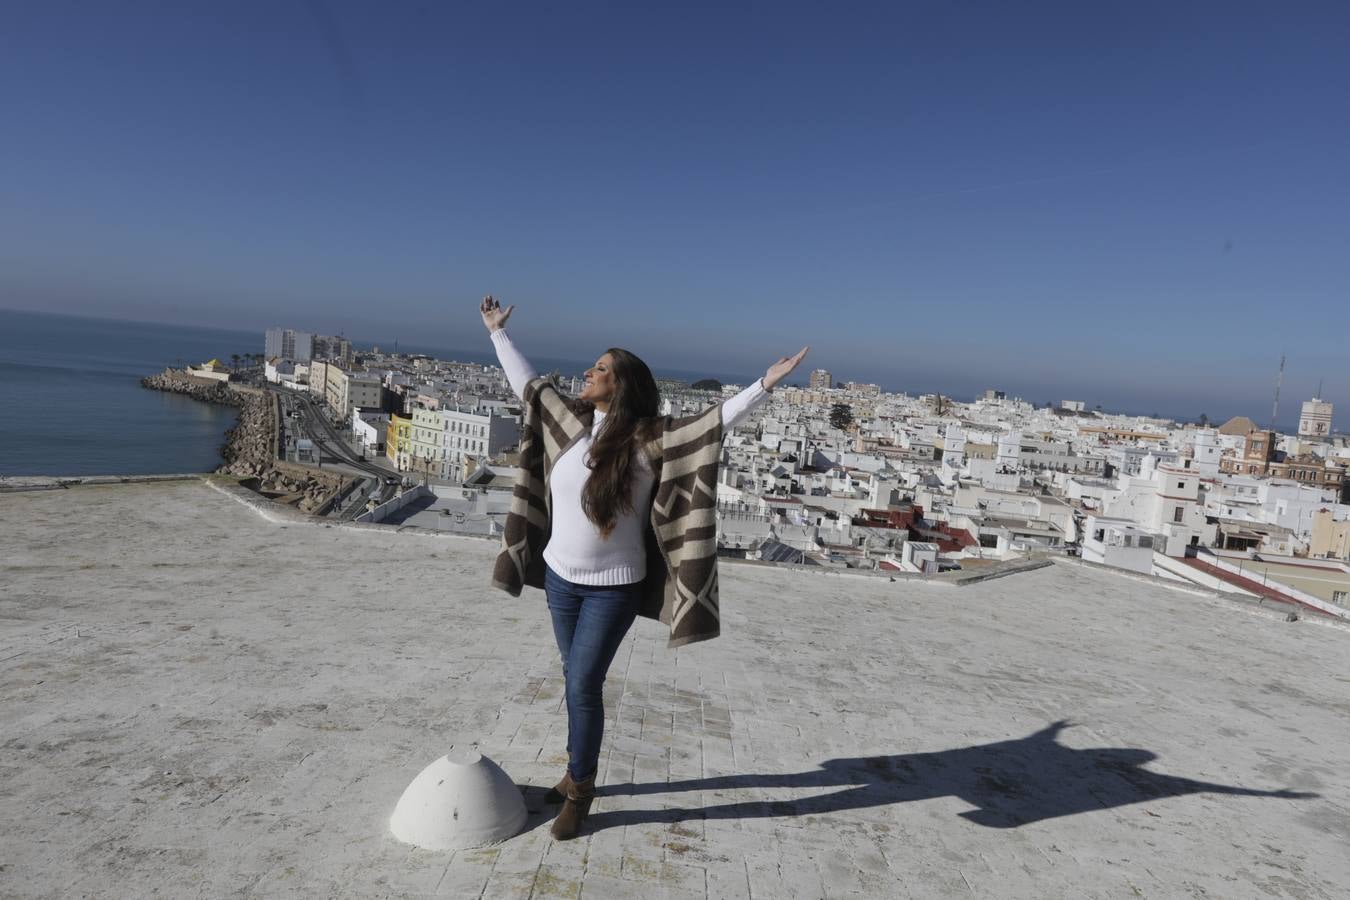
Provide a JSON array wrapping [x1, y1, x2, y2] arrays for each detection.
[[2, 480, 1349, 899]]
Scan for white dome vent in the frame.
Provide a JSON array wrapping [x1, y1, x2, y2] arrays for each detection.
[[389, 749, 527, 850]]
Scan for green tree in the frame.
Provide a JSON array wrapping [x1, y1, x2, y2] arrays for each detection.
[[691, 378, 722, 392], [829, 402, 854, 431], [1198, 412, 1210, 427], [230, 353, 240, 370]]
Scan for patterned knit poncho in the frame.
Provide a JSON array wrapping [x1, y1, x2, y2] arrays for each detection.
[[491, 375, 725, 647]]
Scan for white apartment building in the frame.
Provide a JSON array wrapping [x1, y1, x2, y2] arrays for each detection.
[[1017, 438, 1106, 475], [716, 505, 774, 553], [351, 411, 388, 454], [996, 432, 1021, 470], [324, 367, 383, 421], [475, 398, 517, 416], [962, 458, 1022, 492], [1187, 428, 1222, 476], [1064, 475, 1121, 513], [870, 467, 903, 507], [350, 373, 382, 413], [308, 359, 332, 402], [1081, 515, 1157, 574], [1263, 482, 1343, 541], [264, 358, 298, 386], [1205, 475, 1263, 520], [940, 425, 966, 469], [312, 334, 353, 366], [264, 327, 313, 362], [889, 540, 939, 574], [407, 407, 443, 477], [1207, 477, 1341, 543], [1106, 445, 1179, 477], [439, 408, 520, 481], [1102, 458, 1214, 555], [954, 484, 1078, 544]]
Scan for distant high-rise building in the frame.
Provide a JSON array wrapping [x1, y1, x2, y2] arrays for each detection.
[[264, 327, 313, 362], [313, 334, 353, 365], [809, 368, 833, 390], [264, 328, 281, 359], [1299, 398, 1333, 439]]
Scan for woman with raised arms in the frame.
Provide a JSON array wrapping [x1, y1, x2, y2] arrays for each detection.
[[480, 295, 807, 840]]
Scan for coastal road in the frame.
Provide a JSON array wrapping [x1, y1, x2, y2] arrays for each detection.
[[270, 387, 399, 517]]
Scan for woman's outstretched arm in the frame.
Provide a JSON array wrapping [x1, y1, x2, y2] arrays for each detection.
[[480, 295, 537, 401], [721, 346, 810, 430]]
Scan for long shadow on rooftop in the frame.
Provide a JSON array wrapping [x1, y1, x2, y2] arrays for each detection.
[[589, 720, 1315, 831], [379, 492, 439, 525]]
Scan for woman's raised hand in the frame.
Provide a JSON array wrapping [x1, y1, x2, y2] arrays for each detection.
[[479, 295, 514, 333], [763, 346, 810, 391]]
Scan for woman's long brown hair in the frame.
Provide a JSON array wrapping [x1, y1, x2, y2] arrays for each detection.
[[572, 348, 661, 538]]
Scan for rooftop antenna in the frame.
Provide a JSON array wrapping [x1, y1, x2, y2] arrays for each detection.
[[1271, 353, 1285, 431], [1316, 376, 1323, 401]]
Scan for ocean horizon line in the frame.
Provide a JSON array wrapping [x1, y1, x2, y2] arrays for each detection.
[[0, 306, 1307, 429]]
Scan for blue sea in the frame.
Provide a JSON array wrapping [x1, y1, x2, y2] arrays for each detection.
[[0, 310, 257, 476], [0, 309, 759, 478]]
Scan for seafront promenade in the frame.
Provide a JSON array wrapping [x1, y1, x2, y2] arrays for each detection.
[[3, 478, 1348, 898], [140, 368, 357, 514]]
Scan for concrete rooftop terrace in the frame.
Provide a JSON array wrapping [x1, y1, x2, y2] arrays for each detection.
[[3, 479, 1349, 900]]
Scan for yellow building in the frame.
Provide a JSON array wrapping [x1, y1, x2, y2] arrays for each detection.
[[1311, 508, 1350, 561], [408, 407, 442, 478], [964, 441, 996, 461], [779, 387, 831, 406], [386, 413, 412, 470]]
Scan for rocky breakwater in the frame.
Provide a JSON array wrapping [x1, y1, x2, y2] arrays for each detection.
[[141, 369, 347, 514]]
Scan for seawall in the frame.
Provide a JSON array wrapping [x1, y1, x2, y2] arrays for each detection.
[[141, 370, 351, 514]]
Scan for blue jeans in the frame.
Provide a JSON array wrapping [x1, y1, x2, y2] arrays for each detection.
[[544, 566, 641, 782]]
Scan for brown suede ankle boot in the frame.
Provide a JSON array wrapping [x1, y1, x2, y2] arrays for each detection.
[[549, 774, 596, 840], [543, 770, 573, 805]]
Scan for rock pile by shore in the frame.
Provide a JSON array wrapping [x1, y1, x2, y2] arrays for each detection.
[[141, 369, 346, 513], [140, 369, 240, 406], [212, 388, 275, 477]]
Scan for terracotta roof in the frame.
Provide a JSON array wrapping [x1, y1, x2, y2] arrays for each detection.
[[1218, 415, 1260, 435]]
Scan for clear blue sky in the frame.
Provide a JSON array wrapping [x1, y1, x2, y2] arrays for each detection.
[[2, 2, 1347, 424]]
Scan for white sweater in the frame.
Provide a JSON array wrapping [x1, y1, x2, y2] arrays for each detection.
[[491, 329, 768, 585]]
